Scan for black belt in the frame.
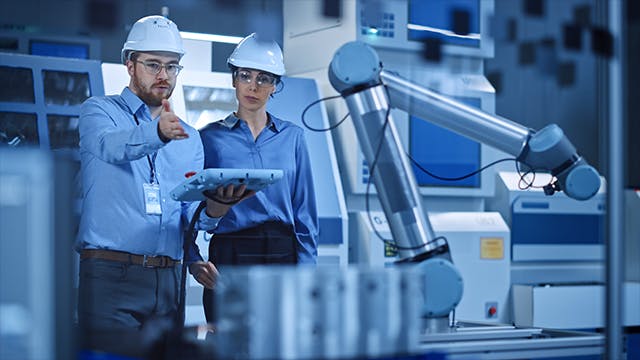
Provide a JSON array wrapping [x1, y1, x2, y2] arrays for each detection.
[[80, 249, 180, 268]]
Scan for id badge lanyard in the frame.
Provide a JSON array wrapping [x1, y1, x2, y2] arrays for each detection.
[[134, 114, 162, 215]]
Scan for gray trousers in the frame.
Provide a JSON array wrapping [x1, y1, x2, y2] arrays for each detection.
[[78, 258, 181, 331]]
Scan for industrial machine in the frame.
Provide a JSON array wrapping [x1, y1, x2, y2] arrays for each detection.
[[172, 29, 610, 359], [489, 171, 606, 264], [0, 149, 77, 360], [350, 210, 511, 325], [323, 40, 603, 357], [487, 172, 639, 331], [284, 0, 506, 206]]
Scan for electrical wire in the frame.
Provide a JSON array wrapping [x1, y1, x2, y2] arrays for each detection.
[[408, 155, 516, 181], [298, 93, 427, 250], [363, 105, 443, 251], [409, 150, 555, 192], [177, 200, 206, 333], [301, 94, 350, 132], [297, 90, 555, 252], [514, 161, 555, 191]]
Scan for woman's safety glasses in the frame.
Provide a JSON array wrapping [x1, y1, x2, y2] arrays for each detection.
[[234, 69, 277, 88]]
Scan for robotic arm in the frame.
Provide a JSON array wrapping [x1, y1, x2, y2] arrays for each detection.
[[328, 41, 601, 322]]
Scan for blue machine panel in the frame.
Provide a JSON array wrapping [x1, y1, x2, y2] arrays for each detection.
[[409, 96, 482, 188], [512, 213, 604, 245], [488, 172, 606, 262]]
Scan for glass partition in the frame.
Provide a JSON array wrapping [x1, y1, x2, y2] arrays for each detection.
[[42, 70, 91, 106], [0, 66, 34, 103], [0, 112, 39, 146], [47, 114, 79, 149]]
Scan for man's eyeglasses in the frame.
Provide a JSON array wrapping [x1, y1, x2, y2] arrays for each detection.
[[135, 60, 183, 77], [234, 70, 277, 87]]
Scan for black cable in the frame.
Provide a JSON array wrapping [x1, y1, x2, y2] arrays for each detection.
[[364, 106, 437, 251], [515, 161, 555, 191], [301, 94, 350, 132], [409, 155, 517, 181], [409, 149, 555, 192], [176, 200, 207, 333], [299, 90, 431, 250], [363, 104, 554, 251], [299, 88, 555, 248]]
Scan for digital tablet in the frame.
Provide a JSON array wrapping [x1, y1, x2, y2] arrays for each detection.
[[170, 168, 284, 202]]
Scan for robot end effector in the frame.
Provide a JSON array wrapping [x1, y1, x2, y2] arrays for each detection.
[[517, 124, 601, 200]]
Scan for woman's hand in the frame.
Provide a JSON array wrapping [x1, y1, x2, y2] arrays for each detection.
[[189, 261, 219, 289], [204, 183, 256, 218]]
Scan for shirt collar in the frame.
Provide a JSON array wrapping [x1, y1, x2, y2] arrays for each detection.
[[221, 112, 282, 133], [121, 87, 146, 116]]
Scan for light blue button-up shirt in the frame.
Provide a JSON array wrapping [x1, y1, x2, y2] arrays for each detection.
[[75, 87, 217, 261], [199, 113, 319, 264]]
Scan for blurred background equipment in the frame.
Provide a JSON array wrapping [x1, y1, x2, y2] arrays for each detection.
[[0, 149, 76, 360]]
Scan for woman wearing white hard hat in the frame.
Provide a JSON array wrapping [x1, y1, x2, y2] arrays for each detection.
[[199, 33, 319, 323]]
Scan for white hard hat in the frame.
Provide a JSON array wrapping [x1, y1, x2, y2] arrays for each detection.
[[227, 33, 285, 76], [121, 15, 185, 64]]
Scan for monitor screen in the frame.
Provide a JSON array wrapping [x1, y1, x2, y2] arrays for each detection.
[[407, 0, 480, 48], [409, 96, 482, 188], [356, 0, 492, 58], [30, 40, 89, 59]]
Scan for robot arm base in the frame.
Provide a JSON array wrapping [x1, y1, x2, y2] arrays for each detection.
[[415, 258, 463, 319]]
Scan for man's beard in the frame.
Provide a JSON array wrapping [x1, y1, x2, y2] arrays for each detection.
[[132, 72, 174, 107]]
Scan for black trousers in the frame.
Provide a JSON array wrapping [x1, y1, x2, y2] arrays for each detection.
[[203, 221, 298, 323]]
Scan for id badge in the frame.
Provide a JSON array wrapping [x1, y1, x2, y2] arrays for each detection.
[[143, 183, 162, 215]]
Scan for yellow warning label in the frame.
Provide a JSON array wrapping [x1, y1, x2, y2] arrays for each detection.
[[480, 237, 504, 259], [384, 242, 398, 257]]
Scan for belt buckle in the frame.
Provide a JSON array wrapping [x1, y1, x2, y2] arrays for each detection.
[[142, 255, 155, 268]]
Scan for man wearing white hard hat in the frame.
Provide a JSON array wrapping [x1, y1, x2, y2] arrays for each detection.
[[199, 33, 319, 323], [75, 15, 240, 334]]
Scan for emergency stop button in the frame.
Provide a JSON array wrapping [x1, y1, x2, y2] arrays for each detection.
[[485, 302, 498, 319]]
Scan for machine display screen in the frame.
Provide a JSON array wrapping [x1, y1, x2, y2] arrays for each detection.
[[409, 96, 481, 188], [408, 0, 480, 48], [30, 40, 89, 59]]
